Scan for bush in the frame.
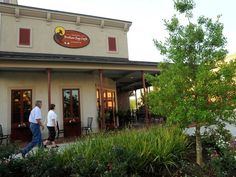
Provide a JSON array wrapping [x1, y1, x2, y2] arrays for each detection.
[[63, 125, 188, 176], [0, 144, 19, 160], [208, 150, 236, 177], [0, 144, 22, 177], [185, 123, 236, 177], [24, 149, 71, 177]]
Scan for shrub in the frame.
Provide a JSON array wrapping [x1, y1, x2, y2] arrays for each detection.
[[63, 125, 188, 176], [0, 144, 23, 177], [0, 144, 19, 160], [24, 149, 71, 177], [209, 150, 236, 177]]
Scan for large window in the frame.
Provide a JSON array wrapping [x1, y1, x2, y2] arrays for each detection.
[[97, 89, 116, 110], [63, 89, 80, 119], [11, 90, 32, 127]]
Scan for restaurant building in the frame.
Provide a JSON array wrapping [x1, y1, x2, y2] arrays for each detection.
[[0, 0, 159, 141]]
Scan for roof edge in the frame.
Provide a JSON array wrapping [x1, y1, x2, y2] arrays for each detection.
[[0, 2, 132, 24], [0, 51, 159, 66]]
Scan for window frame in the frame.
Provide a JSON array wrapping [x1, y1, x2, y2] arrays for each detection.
[[17, 27, 32, 48], [107, 36, 118, 53]]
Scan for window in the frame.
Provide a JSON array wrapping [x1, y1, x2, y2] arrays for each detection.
[[18, 28, 32, 47], [108, 37, 117, 52], [11, 90, 32, 127]]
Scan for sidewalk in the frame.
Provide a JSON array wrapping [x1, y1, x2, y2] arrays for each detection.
[[16, 136, 78, 148], [12, 137, 78, 159]]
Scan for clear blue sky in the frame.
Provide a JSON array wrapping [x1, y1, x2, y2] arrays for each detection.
[[18, 0, 236, 62]]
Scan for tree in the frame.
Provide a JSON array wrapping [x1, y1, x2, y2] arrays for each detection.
[[146, 0, 236, 166]]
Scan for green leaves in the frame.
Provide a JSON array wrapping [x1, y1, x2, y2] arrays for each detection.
[[149, 0, 235, 126], [154, 1, 227, 66], [150, 2, 235, 166], [174, 0, 195, 14]]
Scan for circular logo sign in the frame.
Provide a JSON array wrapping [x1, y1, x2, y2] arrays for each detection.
[[54, 26, 90, 48]]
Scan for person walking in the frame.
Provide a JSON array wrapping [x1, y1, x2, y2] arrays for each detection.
[[20, 100, 44, 157], [43, 104, 59, 148]]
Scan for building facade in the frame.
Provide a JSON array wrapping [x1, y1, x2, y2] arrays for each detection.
[[0, 1, 159, 141]]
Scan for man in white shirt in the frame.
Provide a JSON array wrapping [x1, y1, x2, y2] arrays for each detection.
[[21, 100, 44, 157]]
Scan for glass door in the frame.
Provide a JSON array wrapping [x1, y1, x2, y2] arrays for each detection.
[[63, 89, 81, 137]]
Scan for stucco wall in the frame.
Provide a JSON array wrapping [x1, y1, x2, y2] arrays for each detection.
[[0, 14, 129, 59], [0, 71, 116, 137]]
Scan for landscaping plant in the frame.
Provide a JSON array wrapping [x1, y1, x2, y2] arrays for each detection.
[[146, 0, 236, 166], [0, 126, 187, 176], [62, 125, 188, 176]]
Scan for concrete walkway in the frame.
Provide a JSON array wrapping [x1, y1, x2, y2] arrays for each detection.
[[11, 138, 78, 160]]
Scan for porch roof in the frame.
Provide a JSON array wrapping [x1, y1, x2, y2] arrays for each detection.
[[0, 51, 160, 92]]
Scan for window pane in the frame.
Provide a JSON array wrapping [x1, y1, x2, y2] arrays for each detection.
[[103, 91, 106, 98], [63, 90, 71, 118], [11, 91, 21, 123], [96, 89, 99, 99], [107, 92, 112, 98], [23, 91, 32, 122], [108, 101, 112, 108], [72, 90, 79, 118]]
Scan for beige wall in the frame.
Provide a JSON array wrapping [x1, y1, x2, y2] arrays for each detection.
[[0, 71, 116, 136], [0, 14, 129, 59]]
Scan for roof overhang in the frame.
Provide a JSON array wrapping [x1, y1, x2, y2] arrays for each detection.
[[0, 2, 132, 31], [0, 52, 159, 92]]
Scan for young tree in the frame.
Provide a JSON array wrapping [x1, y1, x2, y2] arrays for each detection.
[[147, 0, 236, 166]]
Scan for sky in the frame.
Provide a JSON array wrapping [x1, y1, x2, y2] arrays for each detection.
[[18, 0, 236, 62]]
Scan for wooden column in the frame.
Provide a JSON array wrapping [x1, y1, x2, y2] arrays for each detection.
[[142, 71, 149, 126], [99, 69, 105, 129], [47, 68, 51, 110]]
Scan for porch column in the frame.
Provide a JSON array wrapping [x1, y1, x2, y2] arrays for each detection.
[[141, 71, 149, 126], [47, 68, 51, 110], [99, 69, 105, 129]]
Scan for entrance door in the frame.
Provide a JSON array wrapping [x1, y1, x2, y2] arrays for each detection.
[[63, 89, 81, 137], [11, 90, 32, 141]]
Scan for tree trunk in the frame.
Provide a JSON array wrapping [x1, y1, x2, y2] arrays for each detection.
[[196, 124, 203, 167]]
